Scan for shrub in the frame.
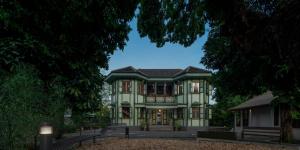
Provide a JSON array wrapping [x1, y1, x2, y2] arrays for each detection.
[[0, 64, 65, 149]]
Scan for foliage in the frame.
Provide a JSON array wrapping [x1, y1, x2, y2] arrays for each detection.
[[0, 64, 65, 149], [136, 0, 300, 142], [1, 0, 138, 112], [137, 0, 205, 47], [210, 95, 247, 127], [175, 120, 181, 130], [140, 120, 146, 129], [96, 104, 111, 128]]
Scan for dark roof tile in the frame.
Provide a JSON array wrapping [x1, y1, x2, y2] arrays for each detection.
[[229, 91, 276, 111]]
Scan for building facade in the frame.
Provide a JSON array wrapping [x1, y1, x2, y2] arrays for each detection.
[[105, 66, 212, 128], [230, 91, 300, 141]]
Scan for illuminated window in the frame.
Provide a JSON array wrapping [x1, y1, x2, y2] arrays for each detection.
[[191, 81, 199, 93], [176, 82, 183, 95]]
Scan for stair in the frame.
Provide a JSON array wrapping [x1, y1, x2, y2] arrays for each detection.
[[149, 125, 173, 131]]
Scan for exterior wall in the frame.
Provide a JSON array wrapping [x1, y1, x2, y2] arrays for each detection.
[[110, 78, 211, 128], [250, 106, 273, 127], [234, 106, 300, 141], [292, 128, 300, 140]]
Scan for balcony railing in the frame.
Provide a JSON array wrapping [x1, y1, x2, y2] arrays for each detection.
[[146, 95, 175, 103]]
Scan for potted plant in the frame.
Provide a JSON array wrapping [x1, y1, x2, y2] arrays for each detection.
[[175, 120, 181, 131], [140, 120, 146, 131]]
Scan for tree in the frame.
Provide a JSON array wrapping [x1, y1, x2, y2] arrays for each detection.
[[1, 0, 138, 113], [136, 0, 300, 142], [0, 64, 65, 149]]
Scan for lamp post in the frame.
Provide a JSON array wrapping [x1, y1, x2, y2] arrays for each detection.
[[39, 123, 53, 150]]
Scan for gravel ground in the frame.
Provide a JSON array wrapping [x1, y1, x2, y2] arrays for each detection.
[[76, 138, 296, 150]]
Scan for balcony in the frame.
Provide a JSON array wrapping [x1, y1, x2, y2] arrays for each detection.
[[146, 95, 176, 104]]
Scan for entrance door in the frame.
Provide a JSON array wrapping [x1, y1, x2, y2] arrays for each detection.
[[157, 111, 161, 125]]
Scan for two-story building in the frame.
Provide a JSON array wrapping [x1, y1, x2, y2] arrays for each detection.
[[105, 66, 212, 129]]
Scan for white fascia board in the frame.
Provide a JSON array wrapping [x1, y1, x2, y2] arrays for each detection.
[[105, 73, 147, 81], [174, 73, 211, 80]]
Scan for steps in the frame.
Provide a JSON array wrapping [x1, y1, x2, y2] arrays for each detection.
[[149, 125, 173, 131]]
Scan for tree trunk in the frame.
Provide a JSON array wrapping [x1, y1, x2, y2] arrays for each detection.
[[280, 103, 293, 143]]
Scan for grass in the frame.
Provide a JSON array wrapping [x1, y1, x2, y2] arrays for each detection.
[[76, 138, 294, 150]]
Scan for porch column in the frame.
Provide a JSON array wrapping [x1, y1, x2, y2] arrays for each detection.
[[240, 110, 243, 129], [249, 109, 252, 127], [234, 112, 236, 132]]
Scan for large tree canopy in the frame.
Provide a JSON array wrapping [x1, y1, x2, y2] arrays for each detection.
[[1, 0, 300, 143], [136, 0, 300, 142], [1, 0, 138, 111]]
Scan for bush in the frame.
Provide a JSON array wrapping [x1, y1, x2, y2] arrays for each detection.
[[0, 64, 65, 149]]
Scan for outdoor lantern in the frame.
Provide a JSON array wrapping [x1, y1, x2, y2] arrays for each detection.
[[40, 125, 53, 135], [39, 123, 53, 150]]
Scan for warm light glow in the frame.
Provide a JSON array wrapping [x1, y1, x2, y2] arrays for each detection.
[[40, 126, 53, 135], [158, 109, 161, 112]]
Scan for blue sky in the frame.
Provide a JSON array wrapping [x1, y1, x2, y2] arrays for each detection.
[[105, 18, 209, 74]]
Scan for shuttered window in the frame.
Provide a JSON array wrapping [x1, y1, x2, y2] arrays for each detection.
[[191, 81, 199, 93], [122, 80, 131, 93], [192, 107, 200, 119], [122, 107, 130, 119], [138, 81, 144, 95]]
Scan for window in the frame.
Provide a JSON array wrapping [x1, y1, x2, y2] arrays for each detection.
[[274, 106, 279, 126], [192, 107, 200, 119], [206, 81, 209, 95], [139, 108, 145, 119], [177, 108, 183, 119], [176, 82, 183, 95], [147, 82, 155, 95], [122, 80, 131, 93], [138, 81, 144, 95], [122, 107, 130, 119], [166, 83, 173, 96], [191, 81, 199, 93], [112, 83, 116, 94], [156, 83, 164, 95]]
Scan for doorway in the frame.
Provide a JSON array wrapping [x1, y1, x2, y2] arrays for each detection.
[[151, 109, 170, 125]]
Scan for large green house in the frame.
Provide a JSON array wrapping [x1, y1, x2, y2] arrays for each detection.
[[105, 66, 212, 129]]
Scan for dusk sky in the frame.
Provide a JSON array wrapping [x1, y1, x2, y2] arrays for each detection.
[[105, 18, 209, 74]]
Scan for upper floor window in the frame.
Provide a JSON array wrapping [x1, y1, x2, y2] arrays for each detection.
[[176, 82, 183, 95], [138, 81, 144, 95], [191, 81, 199, 93], [122, 80, 131, 93], [166, 83, 173, 96], [147, 82, 155, 96], [206, 81, 210, 95], [112, 83, 116, 94], [156, 82, 164, 95]]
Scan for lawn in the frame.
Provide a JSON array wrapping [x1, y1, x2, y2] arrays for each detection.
[[77, 138, 293, 150]]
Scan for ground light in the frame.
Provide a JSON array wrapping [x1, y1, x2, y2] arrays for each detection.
[[39, 122, 53, 150]]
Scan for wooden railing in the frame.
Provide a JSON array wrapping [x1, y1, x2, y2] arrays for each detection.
[[146, 96, 175, 103]]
